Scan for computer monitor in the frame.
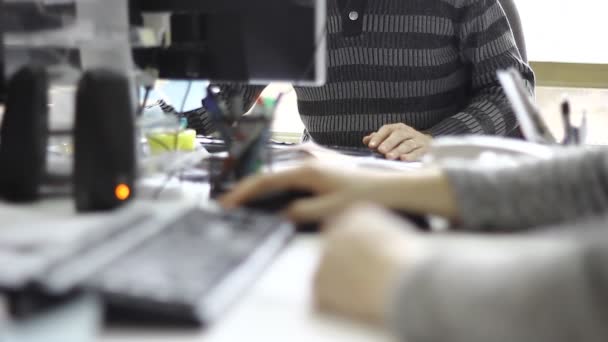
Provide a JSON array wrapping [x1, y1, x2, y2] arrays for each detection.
[[131, 0, 326, 86], [0, 0, 6, 104], [0, 0, 326, 103]]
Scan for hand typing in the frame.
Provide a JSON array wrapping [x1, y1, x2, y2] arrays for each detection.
[[314, 204, 416, 324]]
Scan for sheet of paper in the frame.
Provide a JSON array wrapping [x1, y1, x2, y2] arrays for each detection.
[[280, 142, 423, 172]]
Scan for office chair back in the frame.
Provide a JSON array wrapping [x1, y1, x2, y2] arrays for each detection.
[[498, 0, 527, 63]]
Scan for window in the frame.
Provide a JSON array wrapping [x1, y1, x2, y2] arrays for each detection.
[[514, 1, 608, 145], [536, 87, 608, 145], [517, 1, 608, 64]]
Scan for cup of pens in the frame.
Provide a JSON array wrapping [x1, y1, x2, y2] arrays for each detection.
[[208, 115, 273, 198], [232, 115, 273, 178], [205, 88, 281, 196]]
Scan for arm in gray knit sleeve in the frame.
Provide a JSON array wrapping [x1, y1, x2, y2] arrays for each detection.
[[443, 147, 608, 231], [427, 0, 535, 137], [389, 227, 608, 342]]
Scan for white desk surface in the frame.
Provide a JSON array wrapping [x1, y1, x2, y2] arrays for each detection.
[[101, 236, 392, 342], [0, 187, 393, 342], [0, 151, 404, 342], [0, 198, 393, 341]]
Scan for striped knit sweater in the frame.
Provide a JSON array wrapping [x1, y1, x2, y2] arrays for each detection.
[[180, 0, 535, 147]]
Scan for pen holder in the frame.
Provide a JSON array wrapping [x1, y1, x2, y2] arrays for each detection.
[[231, 115, 272, 179], [208, 115, 272, 197], [235, 130, 271, 179]]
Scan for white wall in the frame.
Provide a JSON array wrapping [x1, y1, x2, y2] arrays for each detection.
[[516, 1, 608, 63]]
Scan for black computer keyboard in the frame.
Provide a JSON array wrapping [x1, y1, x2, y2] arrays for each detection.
[[89, 208, 293, 326], [199, 137, 296, 154], [2, 207, 293, 326], [326, 145, 385, 158], [199, 136, 384, 159]]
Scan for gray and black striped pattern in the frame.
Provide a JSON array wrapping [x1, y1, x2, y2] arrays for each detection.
[[180, 0, 535, 147], [294, 0, 534, 146]]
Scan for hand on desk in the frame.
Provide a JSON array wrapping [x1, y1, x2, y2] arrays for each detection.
[[314, 204, 415, 324], [220, 165, 388, 223], [363, 123, 433, 161], [220, 164, 459, 223]]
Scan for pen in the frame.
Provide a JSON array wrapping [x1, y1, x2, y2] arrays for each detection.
[[579, 111, 587, 145], [561, 97, 573, 145]]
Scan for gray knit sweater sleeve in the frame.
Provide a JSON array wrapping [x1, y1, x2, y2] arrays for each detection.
[[443, 147, 608, 231], [389, 227, 608, 342], [427, 0, 535, 137]]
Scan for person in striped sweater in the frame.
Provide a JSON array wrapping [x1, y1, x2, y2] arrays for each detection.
[[172, 0, 534, 161]]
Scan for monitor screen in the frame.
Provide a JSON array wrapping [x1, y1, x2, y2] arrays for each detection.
[[131, 0, 326, 86], [0, 0, 6, 104]]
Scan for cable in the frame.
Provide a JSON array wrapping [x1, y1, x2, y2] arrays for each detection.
[[139, 84, 175, 152], [154, 80, 194, 199], [153, 168, 179, 199], [294, 0, 354, 84], [179, 80, 193, 114], [176, 81, 193, 151], [146, 135, 173, 152], [176, 81, 194, 188], [139, 86, 152, 116]]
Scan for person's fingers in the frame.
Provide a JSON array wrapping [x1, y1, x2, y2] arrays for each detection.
[[313, 203, 416, 324], [313, 242, 344, 312], [219, 174, 285, 208], [219, 166, 323, 208], [387, 139, 418, 160], [399, 147, 425, 162], [378, 131, 412, 156], [285, 192, 353, 223], [367, 125, 395, 149], [362, 133, 375, 145], [320, 203, 378, 237]]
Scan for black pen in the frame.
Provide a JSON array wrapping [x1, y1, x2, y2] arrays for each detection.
[[561, 97, 573, 145]]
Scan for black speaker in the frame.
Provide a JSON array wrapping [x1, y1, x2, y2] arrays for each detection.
[[73, 69, 136, 212], [0, 66, 49, 202]]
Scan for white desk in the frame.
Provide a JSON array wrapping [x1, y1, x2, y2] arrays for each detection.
[[0, 200, 392, 341], [101, 236, 392, 342], [0, 156, 402, 342]]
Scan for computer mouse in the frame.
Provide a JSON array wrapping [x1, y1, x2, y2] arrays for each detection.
[[241, 190, 431, 233], [241, 190, 319, 233]]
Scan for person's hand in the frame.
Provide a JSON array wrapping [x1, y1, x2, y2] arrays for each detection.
[[363, 123, 432, 161], [220, 164, 459, 223], [314, 204, 417, 324], [219, 165, 390, 223]]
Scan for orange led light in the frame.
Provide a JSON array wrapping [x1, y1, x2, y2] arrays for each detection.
[[115, 183, 131, 201]]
